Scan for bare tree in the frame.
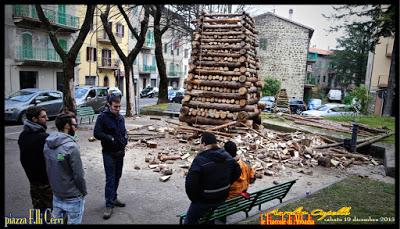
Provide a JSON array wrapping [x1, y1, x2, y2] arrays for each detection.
[[100, 5, 150, 117], [35, 5, 95, 113], [148, 5, 171, 104]]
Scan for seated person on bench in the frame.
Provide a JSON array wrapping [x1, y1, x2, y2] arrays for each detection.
[[215, 141, 256, 224], [224, 141, 256, 199], [184, 133, 242, 224]]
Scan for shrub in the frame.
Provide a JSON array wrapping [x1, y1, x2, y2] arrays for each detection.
[[262, 77, 281, 96]]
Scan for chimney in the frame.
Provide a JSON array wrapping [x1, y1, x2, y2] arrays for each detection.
[[289, 9, 293, 20]]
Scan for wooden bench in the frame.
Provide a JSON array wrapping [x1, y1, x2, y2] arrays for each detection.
[[76, 106, 97, 124], [163, 103, 181, 118], [177, 179, 297, 224]]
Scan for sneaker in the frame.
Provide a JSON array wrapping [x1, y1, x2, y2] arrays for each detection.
[[114, 199, 126, 207], [103, 207, 113, 220]]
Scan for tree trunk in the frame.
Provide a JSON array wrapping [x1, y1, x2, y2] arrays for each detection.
[[153, 7, 169, 104], [62, 62, 76, 113], [124, 64, 133, 116], [382, 34, 396, 116]]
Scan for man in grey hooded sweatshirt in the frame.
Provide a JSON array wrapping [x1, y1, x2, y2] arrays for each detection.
[[44, 112, 87, 224]]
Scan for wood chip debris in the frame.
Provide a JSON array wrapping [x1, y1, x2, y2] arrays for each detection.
[[129, 120, 383, 181]]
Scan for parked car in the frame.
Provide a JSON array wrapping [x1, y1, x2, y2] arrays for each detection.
[[168, 89, 178, 101], [5, 88, 63, 123], [140, 86, 159, 98], [307, 99, 322, 110], [301, 103, 358, 117], [107, 86, 122, 98], [75, 86, 108, 113], [171, 91, 184, 103], [259, 96, 275, 112], [289, 98, 307, 114], [328, 89, 342, 102]]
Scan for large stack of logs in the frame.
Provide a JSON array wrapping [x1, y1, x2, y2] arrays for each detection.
[[180, 12, 264, 127], [273, 89, 290, 113]]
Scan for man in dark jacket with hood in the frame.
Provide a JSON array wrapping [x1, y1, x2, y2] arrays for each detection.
[[44, 112, 87, 224], [184, 132, 242, 224], [18, 106, 52, 215], [94, 94, 128, 219]]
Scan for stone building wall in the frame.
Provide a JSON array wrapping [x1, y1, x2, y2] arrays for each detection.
[[254, 13, 312, 99]]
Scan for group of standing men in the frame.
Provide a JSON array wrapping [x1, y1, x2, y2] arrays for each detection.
[[18, 95, 127, 224], [18, 94, 255, 224]]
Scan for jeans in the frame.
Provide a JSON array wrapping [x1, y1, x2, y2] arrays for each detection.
[[103, 152, 124, 208], [52, 195, 85, 224], [184, 202, 220, 224]]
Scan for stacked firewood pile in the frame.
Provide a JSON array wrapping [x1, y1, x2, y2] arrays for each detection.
[[180, 12, 264, 127], [273, 89, 290, 113]]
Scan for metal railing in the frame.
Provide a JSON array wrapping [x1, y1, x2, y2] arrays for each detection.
[[99, 58, 120, 68], [168, 71, 185, 77], [13, 5, 79, 29], [15, 45, 80, 63], [143, 65, 156, 73]]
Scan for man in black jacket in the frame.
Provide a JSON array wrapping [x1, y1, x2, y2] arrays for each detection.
[[184, 133, 242, 224], [18, 106, 52, 215], [93, 94, 128, 220]]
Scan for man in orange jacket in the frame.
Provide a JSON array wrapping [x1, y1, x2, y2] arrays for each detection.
[[224, 141, 256, 200]]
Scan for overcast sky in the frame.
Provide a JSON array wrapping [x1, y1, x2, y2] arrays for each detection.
[[245, 5, 348, 51]]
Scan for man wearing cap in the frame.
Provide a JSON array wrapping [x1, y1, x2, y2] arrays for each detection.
[[184, 133, 242, 224]]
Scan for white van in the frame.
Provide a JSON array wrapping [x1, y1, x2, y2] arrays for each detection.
[[328, 89, 342, 101]]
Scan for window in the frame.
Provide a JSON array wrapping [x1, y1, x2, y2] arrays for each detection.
[[164, 44, 168, 54], [116, 23, 124, 37], [102, 49, 111, 66], [169, 63, 174, 74], [151, 79, 156, 87], [21, 33, 33, 59], [176, 48, 179, 56], [58, 39, 67, 52], [152, 55, 156, 67], [20, 71, 37, 89], [85, 76, 96, 86], [184, 49, 189, 58], [143, 54, 147, 66], [170, 44, 173, 55], [323, 75, 326, 83], [184, 65, 187, 73], [104, 76, 109, 87], [87, 88, 96, 97], [86, 47, 97, 62], [58, 5, 66, 25], [133, 58, 137, 65], [260, 38, 267, 50], [96, 88, 108, 97]]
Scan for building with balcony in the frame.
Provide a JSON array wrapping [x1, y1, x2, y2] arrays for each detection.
[[5, 4, 80, 96], [365, 36, 394, 116], [128, 6, 191, 95], [76, 5, 129, 95], [306, 47, 336, 89], [254, 11, 314, 99]]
